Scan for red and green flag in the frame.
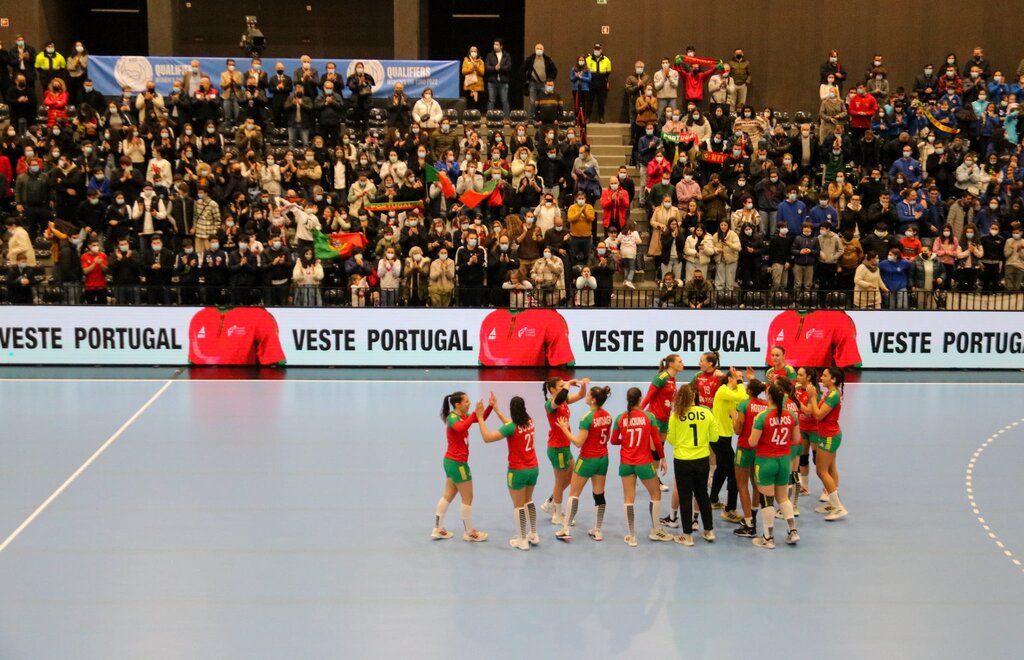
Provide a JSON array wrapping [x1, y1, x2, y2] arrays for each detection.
[[426, 165, 456, 198], [459, 180, 503, 209], [363, 200, 424, 213], [313, 229, 369, 261]]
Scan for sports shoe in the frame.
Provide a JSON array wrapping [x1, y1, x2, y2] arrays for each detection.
[[793, 505, 800, 517], [733, 524, 756, 538], [509, 537, 530, 551], [819, 491, 829, 502], [431, 528, 454, 540], [721, 510, 742, 524], [799, 485, 810, 496], [753, 535, 775, 549], [624, 534, 638, 547], [527, 532, 540, 546], [659, 479, 669, 492], [588, 527, 603, 542], [648, 528, 674, 542], [540, 498, 555, 514], [624, 280, 636, 290], [660, 515, 680, 529], [463, 530, 489, 542], [551, 512, 565, 526], [555, 528, 572, 541], [825, 506, 848, 521], [702, 530, 716, 542], [814, 504, 833, 514], [786, 529, 800, 545], [674, 534, 695, 546], [711, 501, 725, 510]]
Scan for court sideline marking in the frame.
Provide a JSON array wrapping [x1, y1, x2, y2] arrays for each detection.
[[966, 417, 1024, 575], [0, 370, 183, 555], [0, 378, 1022, 386]]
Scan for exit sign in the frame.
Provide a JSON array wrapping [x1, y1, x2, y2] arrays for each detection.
[[0, 18, 9, 27], [597, 0, 607, 4], [601, 25, 610, 34]]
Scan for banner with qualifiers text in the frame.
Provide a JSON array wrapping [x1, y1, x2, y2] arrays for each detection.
[[88, 55, 460, 99], [1, 307, 1024, 368]]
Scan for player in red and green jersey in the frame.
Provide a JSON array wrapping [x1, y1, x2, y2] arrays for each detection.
[[808, 366, 848, 521], [692, 351, 725, 408], [611, 387, 675, 546], [540, 376, 590, 526], [476, 395, 540, 551], [433, 391, 492, 542], [640, 354, 683, 524], [731, 379, 768, 538], [765, 345, 798, 384], [793, 367, 822, 507], [551, 386, 613, 542], [748, 384, 801, 549]]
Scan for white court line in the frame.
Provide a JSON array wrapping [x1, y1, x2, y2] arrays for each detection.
[[0, 373, 180, 555], [1, 378, 1024, 385], [966, 419, 1024, 576]]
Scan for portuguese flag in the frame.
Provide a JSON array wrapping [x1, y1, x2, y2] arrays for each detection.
[[459, 180, 503, 209], [363, 200, 424, 213], [426, 164, 456, 198], [313, 229, 369, 261]]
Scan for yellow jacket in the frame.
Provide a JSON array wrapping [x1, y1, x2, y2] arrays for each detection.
[[34, 51, 66, 72], [666, 405, 715, 460], [711, 383, 749, 438]]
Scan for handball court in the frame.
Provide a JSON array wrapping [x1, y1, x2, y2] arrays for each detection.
[[0, 367, 1021, 659]]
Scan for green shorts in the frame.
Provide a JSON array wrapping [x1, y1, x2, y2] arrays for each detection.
[[801, 431, 819, 447], [619, 462, 658, 480], [818, 432, 843, 453], [653, 418, 668, 435], [754, 455, 791, 487], [735, 447, 756, 469], [547, 446, 573, 470], [574, 455, 609, 478], [444, 458, 472, 483], [507, 467, 539, 490]]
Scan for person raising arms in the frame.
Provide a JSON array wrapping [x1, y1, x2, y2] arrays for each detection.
[[540, 377, 591, 525], [748, 383, 801, 549], [476, 394, 541, 550], [554, 386, 613, 542], [611, 387, 675, 546], [433, 391, 492, 542]]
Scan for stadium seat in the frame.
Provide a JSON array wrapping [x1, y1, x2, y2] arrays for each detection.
[[825, 291, 849, 307], [36, 105, 48, 124], [368, 108, 386, 129], [770, 290, 791, 307], [444, 108, 459, 123], [462, 109, 481, 127], [716, 289, 737, 308], [509, 110, 528, 125], [742, 290, 765, 308], [795, 290, 818, 308]]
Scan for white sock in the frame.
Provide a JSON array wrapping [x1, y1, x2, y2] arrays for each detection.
[[828, 490, 843, 510], [799, 473, 808, 488], [461, 504, 473, 532], [564, 496, 579, 533], [651, 498, 661, 530], [435, 498, 450, 529], [554, 501, 563, 516], [515, 507, 527, 541], [625, 503, 636, 538], [760, 507, 775, 540], [779, 500, 796, 531], [526, 501, 538, 534]]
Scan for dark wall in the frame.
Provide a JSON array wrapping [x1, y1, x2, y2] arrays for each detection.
[[172, 0, 394, 58], [526, 0, 1024, 121]]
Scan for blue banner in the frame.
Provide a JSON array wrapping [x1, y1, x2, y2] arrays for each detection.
[[89, 56, 460, 99]]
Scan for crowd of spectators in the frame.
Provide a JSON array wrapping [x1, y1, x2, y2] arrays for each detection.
[[2, 35, 1024, 309]]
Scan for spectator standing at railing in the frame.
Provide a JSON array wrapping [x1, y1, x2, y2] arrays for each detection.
[[142, 234, 173, 305], [455, 231, 486, 307], [683, 224, 714, 281], [110, 237, 142, 305], [531, 247, 564, 306], [200, 237, 229, 304], [6, 251, 36, 304], [683, 269, 714, 309], [737, 222, 766, 289], [173, 238, 200, 304], [879, 247, 911, 308], [955, 225, 984, 291], [193, 188, 221, 253], [402, 246, 431, 307], [346, 63, 376, 136], [81, 237, 108, 304], [591, 242, 615, 307], [487, 234, 519, 305], [854, 251, 887, 308], [911, 246, 944, 309], [791, 222, 819, 294], [292, 247, 324, 307], [34, 41, 65, 91], [567, 191, 595, 269], [6, 74, 37, 135], [262, 235, 292, 306], [428, 247, 455, 307], [712, 219, 741, 291], [979, 222, 1005, 293], [220, 59, 244, 126], [574, 266, 597, 307], [1002, 222, 1024, 291]]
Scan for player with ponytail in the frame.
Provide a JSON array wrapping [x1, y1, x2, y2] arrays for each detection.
[[433, 391, 492, 542], [539, 376, 590, 526], [665, 384, 717, 546], [748, 383, 801, 549], [641, 354, 683, 525], [554, 385, 613, 542], [808, 366, 848, 521]]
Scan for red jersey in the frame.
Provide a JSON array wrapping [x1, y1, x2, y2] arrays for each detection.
[[546, 397, 571, 448], [499, 420, 539, 470], [736, 398, 768, 449], [795, 387, 819, 433], [766, 310, 862, 369], [817, 388, 843, 437], [444, 412, 477, 463], [692, 371, 722, 408], [188, 307, 286, 366], [753, 409, 798, 457], [81, 252, 108, 290], [640, 371, 675, 422], [611, 410, 664, 465], [578, 408, 612, 459], [478, 309, 575, 367]]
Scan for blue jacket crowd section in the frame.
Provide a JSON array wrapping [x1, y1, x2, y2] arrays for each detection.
[[2, 37, 1024, 309]]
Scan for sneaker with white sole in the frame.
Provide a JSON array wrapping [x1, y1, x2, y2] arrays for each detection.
[[527, 532, 540, 546], [624, 534, 638, 547], [786, 529, 800, 545], [540, 499, 555, 514], [431, 528, 454, 540], [703, 530, 716, 542], [819, 491, 829, 502], [624, 280, 636, 290], [648, 528, 674, 542], [660, 515, 680, 529], [659, 480, 669, 492], [675, 534, 695, 547], [551, 512, 565, 526], [509, 537, 530, 551], [753, 535, 775, 549], [799, 485, 810, 496], [814, 504, 833, 514], [588, 528, 603, 542], [733, 524, 757, 538], [555, 528, 572, 541], [711, 501, 725, 510], [825, 506, 848, 521], [721, 510, 743, 524], [463, 530, 489, 542], [793, 506, 800, 517]]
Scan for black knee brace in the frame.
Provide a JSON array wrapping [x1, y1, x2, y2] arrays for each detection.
[[811, 448, 818, 466], [593, 492, 606, 506], [800, 454, 810, 467], [759, 494, 775, 509]]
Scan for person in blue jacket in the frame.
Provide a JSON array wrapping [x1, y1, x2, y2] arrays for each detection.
[[878, 246, 911, 308], [896, 188, 924, 236], [777, 185, 808, 235], [569, 56, 592, 124], [888, 144, 922, 184], [809, 197, 838, 231]]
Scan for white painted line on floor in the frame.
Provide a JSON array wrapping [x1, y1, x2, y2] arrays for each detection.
[[0, 373, 180, 555], [966, 416, 1024, 578], [1, 377, 1024, 385]]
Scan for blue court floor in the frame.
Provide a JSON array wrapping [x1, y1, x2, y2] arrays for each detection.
[[0, 369, 1022, 659]]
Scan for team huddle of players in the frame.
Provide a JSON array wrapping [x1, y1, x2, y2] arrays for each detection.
[[432, 346, 848, 550]]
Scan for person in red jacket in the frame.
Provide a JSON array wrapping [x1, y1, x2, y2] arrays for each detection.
[[600, 175, 630, 234], [674, 60, 718, 106], [846, 82, 878, 141], [80, 238, 108, 304], [43, 78, 69, 127]]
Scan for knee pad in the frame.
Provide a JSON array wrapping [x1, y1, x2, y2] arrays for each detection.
[[800, 454, 810, 467], [593, 492, 606, 507], [759, 494, 775, 509]]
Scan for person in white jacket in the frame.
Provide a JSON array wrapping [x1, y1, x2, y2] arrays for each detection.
[[377, 246, 403, 307], [292, 247, 324, 306], [412, 88, 444, 131], [683, 225, 715, 281], [131, 186, 167, 240], [285, 202, 321, 252], [711, 220, 741, 290], [533, 195, 562, 234], [653, 58, 679, 113], [145, 154, 173, 194], [260, 156, 283, 196]]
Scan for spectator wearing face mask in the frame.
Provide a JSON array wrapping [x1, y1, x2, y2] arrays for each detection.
[[683, 269, 714, 308], [767, 223, 793, 291], [426, 247, 455, 307], [815, 222, 842, 291], [790, 222, 819, 293], [569, 55, 592, 123], [455, 231, 487, 306], [290, 247, 324, 307], [522, 44, 558, 119], [955, 223, 985, 291], [347, 62, 376, 135], [979, 222, 1005, 293], [412, 88, 443, 132], [33, 41, 65, 90], [530, 247, 565, 306], [81, 238, 109, 305]]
